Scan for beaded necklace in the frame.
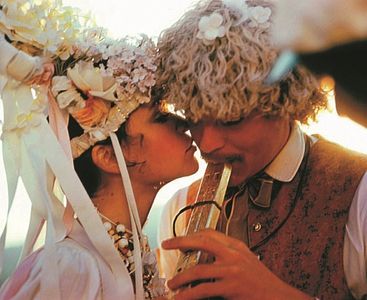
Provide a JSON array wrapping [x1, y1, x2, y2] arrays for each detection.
[[99, 213, 166, 299]]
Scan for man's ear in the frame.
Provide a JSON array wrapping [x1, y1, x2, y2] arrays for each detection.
[[91, 145, 119, 174]]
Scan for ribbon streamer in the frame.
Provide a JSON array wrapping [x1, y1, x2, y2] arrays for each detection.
[[1, 79, 134, 298]]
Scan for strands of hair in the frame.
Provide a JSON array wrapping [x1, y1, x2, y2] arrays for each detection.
[[157, 0, 327, 124]]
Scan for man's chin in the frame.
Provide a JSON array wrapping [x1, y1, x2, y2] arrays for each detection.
[[228, 174, 245, 187], [225, 163, 249, 187]]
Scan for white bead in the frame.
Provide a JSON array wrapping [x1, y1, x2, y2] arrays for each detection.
[[118, 238, 129, 248], [103, 222, 112, 231], [116, 224, 126, 233], [90, 129, 107, 142]]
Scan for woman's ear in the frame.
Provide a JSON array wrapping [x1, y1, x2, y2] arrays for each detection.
[[121, 136, 146, 167], [91, 145, 119, 174]]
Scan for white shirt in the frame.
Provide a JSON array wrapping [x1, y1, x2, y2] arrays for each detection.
[[158, 124, 367, 299]]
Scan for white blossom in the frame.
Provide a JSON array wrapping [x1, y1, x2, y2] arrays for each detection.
[[223, 0, 250, 24], [249, 6, 272, 28], [197, 12, 226, 44]]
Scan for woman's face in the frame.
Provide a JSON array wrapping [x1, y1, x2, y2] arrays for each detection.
[[124, 103, 199, 185]]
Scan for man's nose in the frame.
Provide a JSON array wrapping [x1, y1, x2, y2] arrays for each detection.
[[190, 123, 224, 154]]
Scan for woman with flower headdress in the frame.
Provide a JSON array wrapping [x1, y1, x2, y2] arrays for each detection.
[[0, 2, 199, 298]]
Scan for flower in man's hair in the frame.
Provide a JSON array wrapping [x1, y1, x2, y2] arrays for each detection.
[[71, 97, 110, 128], [222, 0, 250, 25], [248, 6, 272, 28], [197, 12, 226, 44]]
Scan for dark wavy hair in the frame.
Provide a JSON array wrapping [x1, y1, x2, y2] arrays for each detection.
[[69, 87, 164, 197]]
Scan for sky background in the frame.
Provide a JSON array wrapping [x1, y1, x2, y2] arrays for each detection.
[[1, 0, 367, 281], [63, 0, 198, 39]]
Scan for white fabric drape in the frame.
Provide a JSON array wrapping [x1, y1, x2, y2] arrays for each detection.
[[0, 37, 135, 298]]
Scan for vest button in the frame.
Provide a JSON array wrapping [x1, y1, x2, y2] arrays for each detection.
[[253, 222, 262, 232]]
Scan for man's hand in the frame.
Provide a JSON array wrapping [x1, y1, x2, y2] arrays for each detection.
[[162, 229, 312, 300]]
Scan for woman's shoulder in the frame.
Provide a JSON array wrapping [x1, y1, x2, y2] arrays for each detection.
[[164, 179, 201, 213], [0, 238, 104, 300]]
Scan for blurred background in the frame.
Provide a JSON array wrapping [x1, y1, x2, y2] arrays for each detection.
[[1, 0, 367, 284]]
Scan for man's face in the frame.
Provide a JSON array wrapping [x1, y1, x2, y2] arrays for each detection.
[[189, 114, 291, 186]]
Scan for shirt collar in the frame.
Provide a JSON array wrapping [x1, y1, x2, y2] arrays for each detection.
[[265, 122, 305, 182]]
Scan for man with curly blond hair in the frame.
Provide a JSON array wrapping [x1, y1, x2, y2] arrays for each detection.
[[157, 0, 367, 299]]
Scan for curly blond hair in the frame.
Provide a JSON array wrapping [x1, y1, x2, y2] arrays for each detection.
[[157, 0, 327, 123]]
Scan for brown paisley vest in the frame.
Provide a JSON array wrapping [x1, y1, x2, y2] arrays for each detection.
[[241, 139, 367, 299], [185, 139, 367, 299]]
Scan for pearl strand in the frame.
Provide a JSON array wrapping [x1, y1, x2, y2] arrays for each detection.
[[99, 212, 136, 274], [98, 212, 165, 299]]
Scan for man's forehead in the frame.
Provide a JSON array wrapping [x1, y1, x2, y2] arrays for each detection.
[[186, 111, 260, 124], [188, 116, 216, 124]]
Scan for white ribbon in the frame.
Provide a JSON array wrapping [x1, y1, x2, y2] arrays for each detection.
[[1, 79, 134, 298], [48, 91, 75, 236], [1, 80, 65, 299], [110, 132, 144, 300], [41, 120, 134, 299]]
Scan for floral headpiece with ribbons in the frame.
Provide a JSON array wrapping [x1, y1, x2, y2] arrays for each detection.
[[51, 37, 157, 158], [0, 1, 156, 298]]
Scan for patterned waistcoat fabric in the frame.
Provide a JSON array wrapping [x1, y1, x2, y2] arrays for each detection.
[[226, 139, 367, 299]]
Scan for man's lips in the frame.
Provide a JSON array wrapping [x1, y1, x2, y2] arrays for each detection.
[[201, 154, 242, 164]]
